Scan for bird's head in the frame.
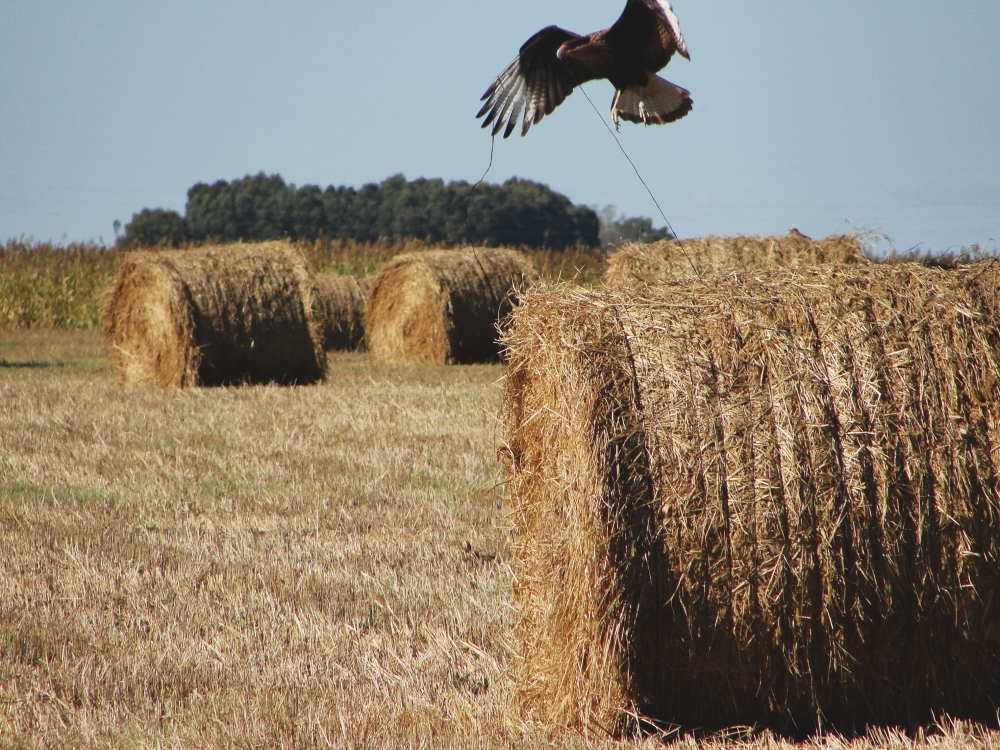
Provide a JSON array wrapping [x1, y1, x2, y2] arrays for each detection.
[[556, 37, 595, 66]]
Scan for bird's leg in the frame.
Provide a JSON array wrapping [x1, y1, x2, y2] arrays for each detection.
[[610, 90, 622, 131], [638, 86, 649, 125]]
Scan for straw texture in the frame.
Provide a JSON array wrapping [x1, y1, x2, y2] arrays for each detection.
[[312, 273, 372, 351], [604, 231, 868, 286], [365, 247, 538, 365], [500, 263, 1000, 735], [103, 241, 325, 386]]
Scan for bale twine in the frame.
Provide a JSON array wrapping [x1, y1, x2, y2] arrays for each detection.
[[312, 273, 372, 351], [365, 247, 538, 365], [103, 241, 326, 386], [500, 263, 1000, 735], [604, 230, 869, 286]]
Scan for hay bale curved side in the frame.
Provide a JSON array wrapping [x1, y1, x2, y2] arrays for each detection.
[[604, 230, 869, 286], [500, 264, 1000, 734], [365, 247, 538, 365], [102, 241, 326, 386], [312, 274, 372, 351]]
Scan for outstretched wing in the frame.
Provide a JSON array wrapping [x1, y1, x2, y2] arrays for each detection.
[[477, 26, 591, 138], [608, 0, 690, 73]]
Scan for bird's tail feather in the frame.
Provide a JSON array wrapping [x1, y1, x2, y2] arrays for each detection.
[[611, 73, 692, 128]]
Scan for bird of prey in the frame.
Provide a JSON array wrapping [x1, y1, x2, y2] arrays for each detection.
[[477, 0, 692, 138]]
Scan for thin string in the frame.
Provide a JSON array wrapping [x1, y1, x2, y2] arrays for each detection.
[[465, 134, 496, 241], [464, 134, 503, 315], [561, 63, 699, 277]]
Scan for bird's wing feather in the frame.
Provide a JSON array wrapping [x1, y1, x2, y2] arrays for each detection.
[[608, 0, 689, 73], [477, 26, 588, 137], [647, 0, 689, 60]]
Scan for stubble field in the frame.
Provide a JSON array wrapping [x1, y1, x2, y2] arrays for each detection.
[[2, 330, 999, 749]]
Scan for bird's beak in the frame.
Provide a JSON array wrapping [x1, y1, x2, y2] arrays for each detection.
[[556, 45, 567, 60]]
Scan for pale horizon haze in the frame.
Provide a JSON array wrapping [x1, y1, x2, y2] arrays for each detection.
[[1, 0, 997, 254]]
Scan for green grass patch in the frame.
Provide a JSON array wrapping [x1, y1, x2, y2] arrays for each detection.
[[0, 358, 67, 368], [1, 481, 106, 507]]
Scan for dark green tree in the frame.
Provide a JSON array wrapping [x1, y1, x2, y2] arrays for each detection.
[[186, 173, 294, 242], [229, 172, 291, 241], [321, 185, 359, 240], [349, 183, 383, 243], [377, 175, 456, 243], [149, 172, 602, 249], [466, 177, 599, 248], [185, 179, 238, 241], [288, 184, 326, 240], [120, 208, 187, 247]]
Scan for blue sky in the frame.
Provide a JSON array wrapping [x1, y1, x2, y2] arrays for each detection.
[[2, 0, 997, 253]]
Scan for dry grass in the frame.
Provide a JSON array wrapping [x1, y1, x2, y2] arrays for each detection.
[[1, 328, 511, 747], [4, 330, 1000, 748], [301, 237, 436, 278], [300, 238, 605, 286], [524, 246, 607, 286]]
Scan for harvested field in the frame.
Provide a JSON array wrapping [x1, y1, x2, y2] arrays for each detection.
[[603, 231, 868, 285], [501, 264, 1000, 736], [366, 247, 539, 365], [102, 241, 326, 387], [0, 331, 512, 747], [3, 330, 1000, 748]]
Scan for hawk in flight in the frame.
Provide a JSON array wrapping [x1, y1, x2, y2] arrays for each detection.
[[478, 0, 692, 137]]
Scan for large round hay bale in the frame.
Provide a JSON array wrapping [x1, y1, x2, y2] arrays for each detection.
[[604, 230, 868, 285], [103, 241, 326, 387], [500, 264, 1000, 735], [365, 247, 538, 365], [312, 274, 372, 351]]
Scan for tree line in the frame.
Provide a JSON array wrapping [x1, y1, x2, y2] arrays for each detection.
[[120, 172, 671, 250]]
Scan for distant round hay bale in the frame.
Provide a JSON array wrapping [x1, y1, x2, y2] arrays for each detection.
[[500, 263, 1000, 735], [102, 241, 326, 387], [604, 230, 869, 286], [365, 247, 538, 365], [312, 273, 372, 351]]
